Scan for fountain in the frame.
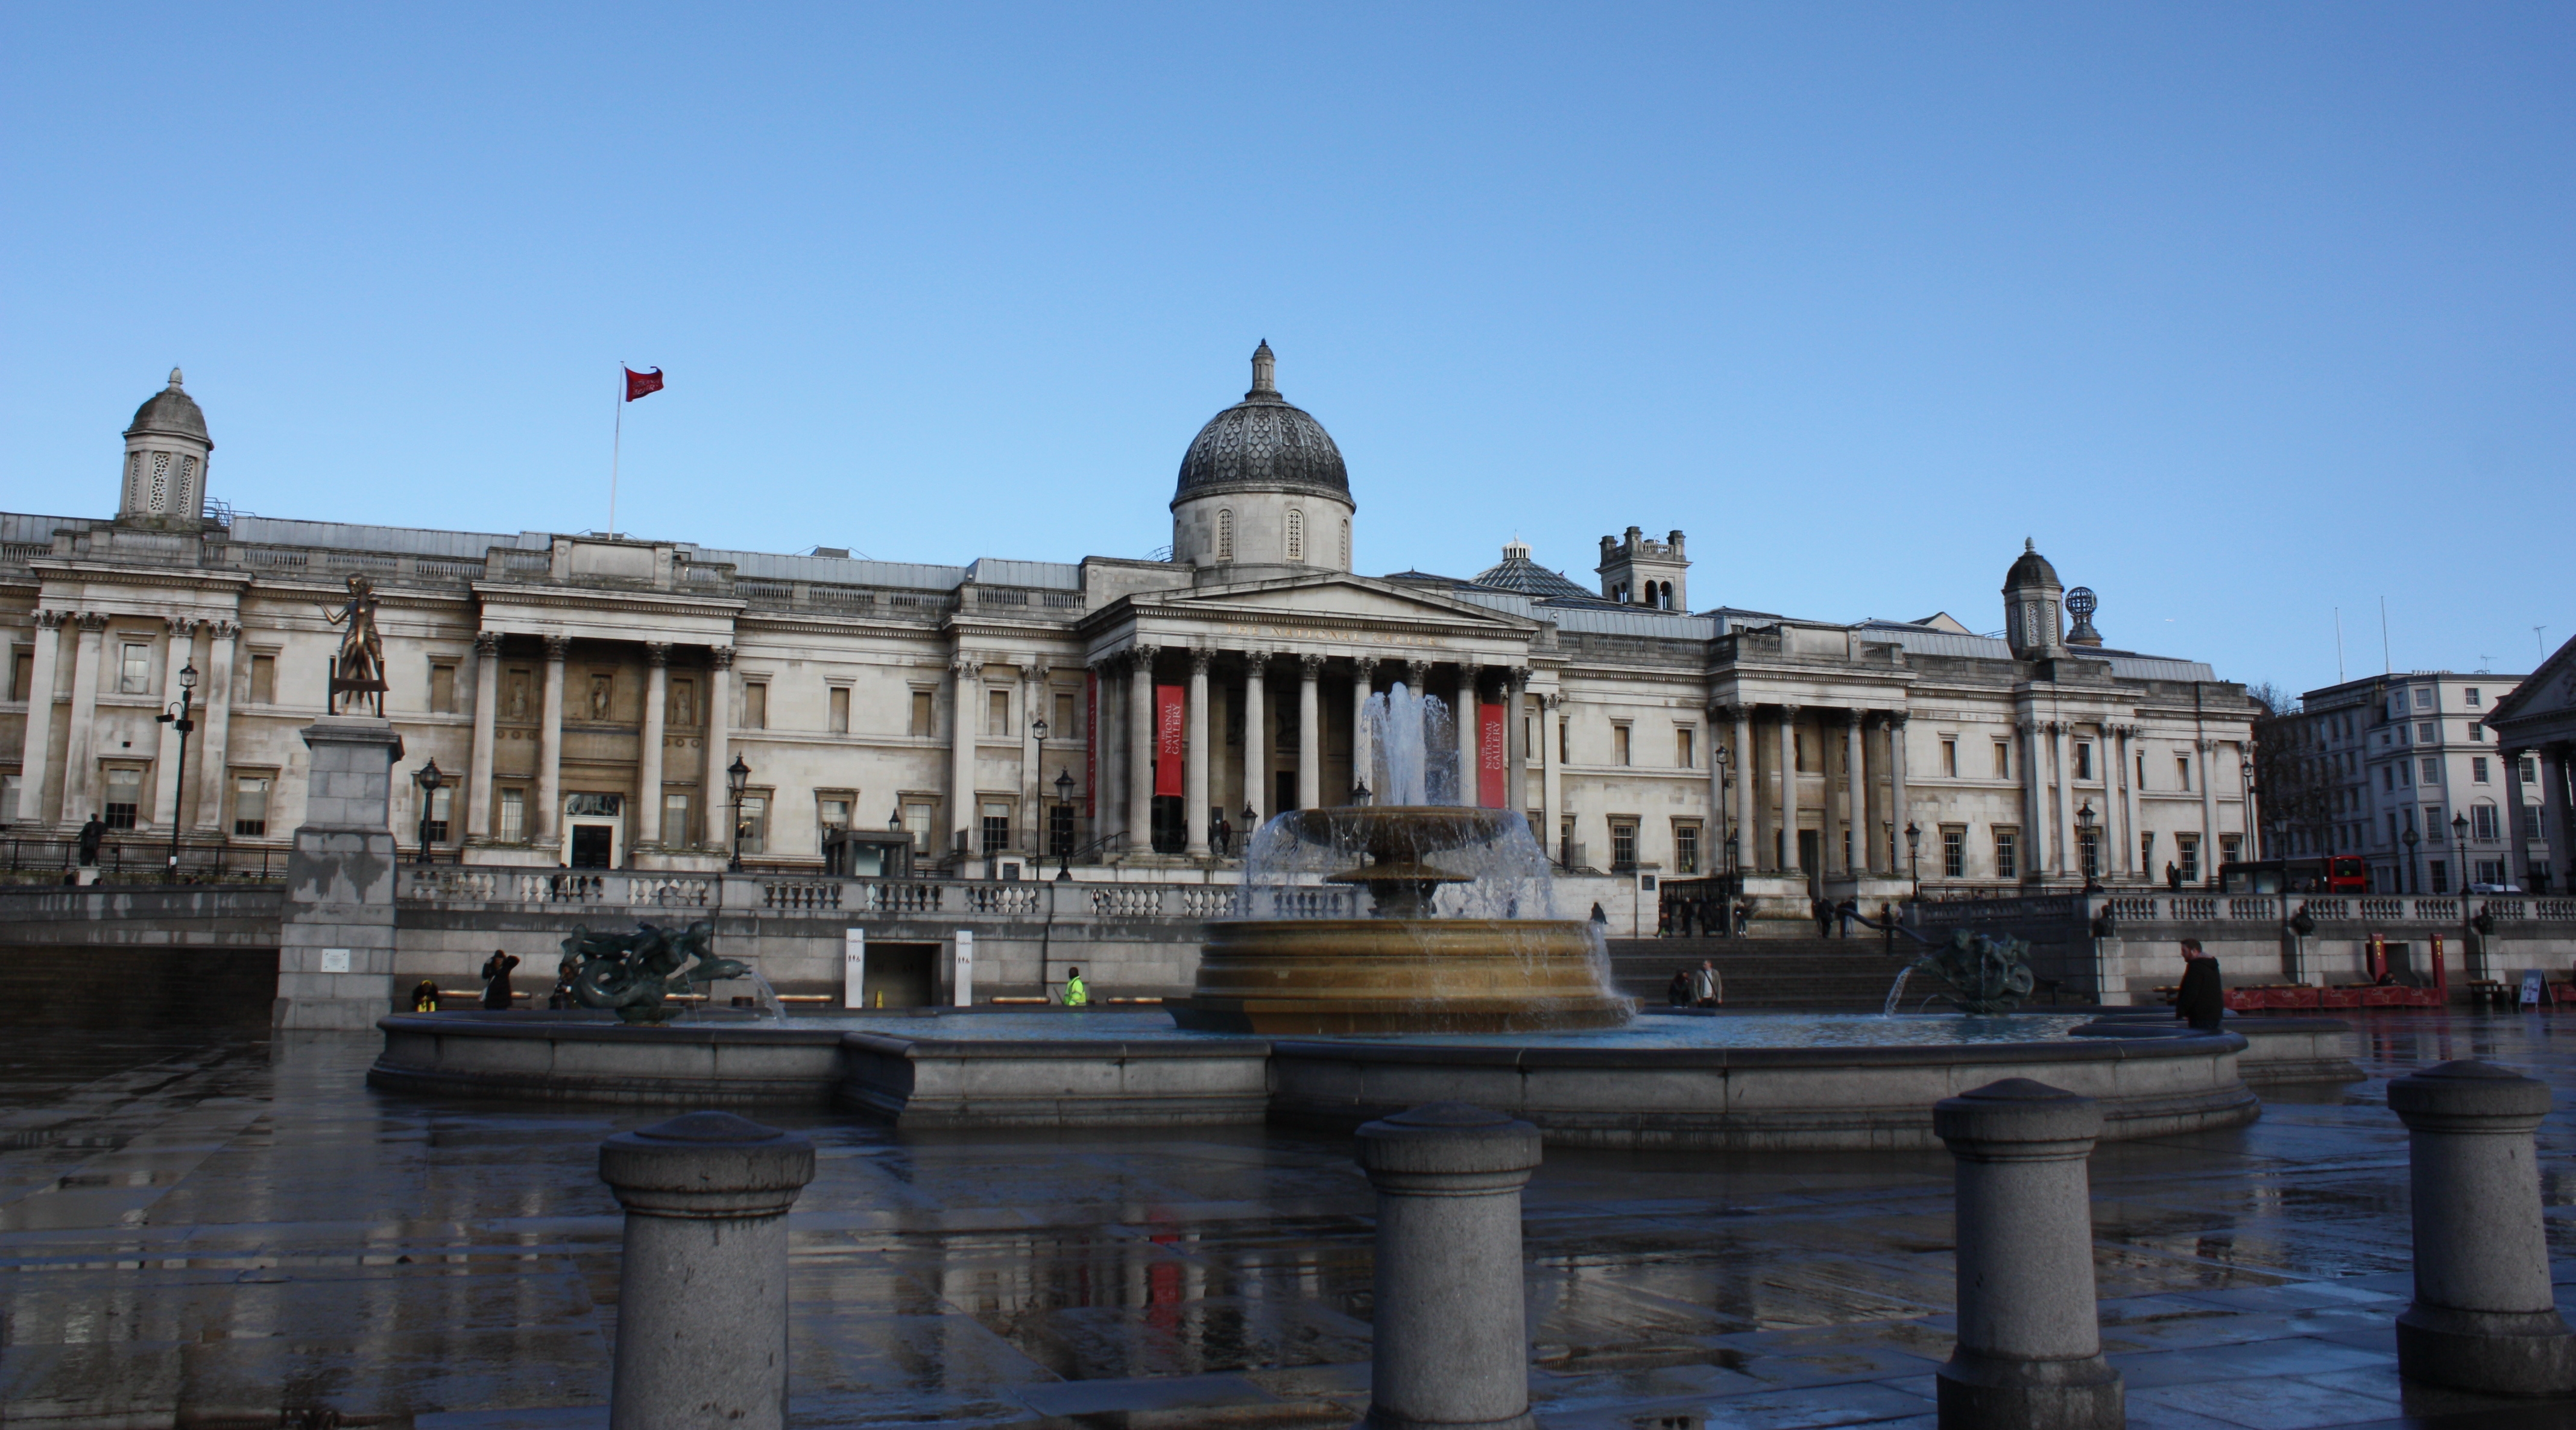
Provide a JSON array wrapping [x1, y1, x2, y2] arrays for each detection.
[[1167, 683, 1630, 1034]]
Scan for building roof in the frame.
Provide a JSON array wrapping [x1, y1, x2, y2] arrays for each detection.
[[1470, 540, 1601, 602], [126, 369, 209, 444], [2003, 537, 2058, 590], [1173, 343, 1350, 507]]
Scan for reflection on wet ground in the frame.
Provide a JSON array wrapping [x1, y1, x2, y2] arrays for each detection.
[[3, 1013, 2573, 1428]]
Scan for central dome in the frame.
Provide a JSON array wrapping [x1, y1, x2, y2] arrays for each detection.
[[1173, 341, 1351, 508]]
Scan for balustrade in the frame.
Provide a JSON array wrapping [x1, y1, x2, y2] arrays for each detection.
[[761, 881, 842, 913], [1090, 885, 1161, 919], [2225, 897, 2278, 921], [864, 882, 945, 914], [964, 884, 1043, 915]]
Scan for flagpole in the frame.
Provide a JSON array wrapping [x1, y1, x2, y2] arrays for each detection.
[[610, 365, 623, 537]]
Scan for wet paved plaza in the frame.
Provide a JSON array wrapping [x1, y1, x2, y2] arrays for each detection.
[[5, 1011, 2576, 1429]]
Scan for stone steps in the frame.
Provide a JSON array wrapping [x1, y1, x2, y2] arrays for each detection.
[[1605, 936, 1911, 1010]]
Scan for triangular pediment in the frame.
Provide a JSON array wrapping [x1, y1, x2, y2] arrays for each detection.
[[1144, 572, 1535, 629], [2493, 637, 2576, 722]]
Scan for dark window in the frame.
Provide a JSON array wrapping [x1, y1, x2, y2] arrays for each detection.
[[1673, 823, 1699, 875], [1610, 821, 1638, 872], [1942, 828, 1965, 878]]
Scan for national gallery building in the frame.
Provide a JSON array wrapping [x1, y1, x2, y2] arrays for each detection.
[[1, 350, 2259, 904]]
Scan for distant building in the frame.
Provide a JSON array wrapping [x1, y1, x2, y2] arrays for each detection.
[[2, 353, 2258, 902], [2276, 671, 2554, 893]]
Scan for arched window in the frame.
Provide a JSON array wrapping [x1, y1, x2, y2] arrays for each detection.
[[1286, 509, 1304, 563], [1216, 508, 1234, 561]]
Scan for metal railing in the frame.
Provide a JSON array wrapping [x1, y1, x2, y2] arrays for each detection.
[[0, 835, 287, 885]]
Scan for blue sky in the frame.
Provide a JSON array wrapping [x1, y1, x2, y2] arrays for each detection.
[[5, 5, 2569, 698]]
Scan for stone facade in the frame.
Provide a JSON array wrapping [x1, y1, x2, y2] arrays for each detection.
[[1, 350, 2258, 909]]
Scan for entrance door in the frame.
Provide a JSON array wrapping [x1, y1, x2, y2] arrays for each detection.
[[1151, 794, 1185, 853], [861, 943, 938, 1008], [569, 824, 616, 868], [1275, 770, 1296, 817], [1797, 830, 1820, 892]]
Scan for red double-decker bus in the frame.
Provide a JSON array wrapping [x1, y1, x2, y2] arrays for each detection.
[[2218, 856, 2367, 894]]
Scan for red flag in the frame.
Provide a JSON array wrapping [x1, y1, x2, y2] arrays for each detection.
[[1155, 685, 1185, 797], [624, 367, 664, 401]]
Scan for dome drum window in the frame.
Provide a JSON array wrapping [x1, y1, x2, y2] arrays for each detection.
[[1286, 509, 1304, 563], [1217, 509, 1234, 562]]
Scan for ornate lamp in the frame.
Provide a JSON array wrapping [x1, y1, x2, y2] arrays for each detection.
[[155, 663, 200, 881], [412, 758, 445, 867], [726, 754, 751, 872], [2077, 800, 2100, 892], [1053, 768, 1076, 881], [1904, 820, 1921, 902]]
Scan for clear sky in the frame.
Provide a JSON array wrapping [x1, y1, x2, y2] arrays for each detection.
[[5, 5, 2569, 700]]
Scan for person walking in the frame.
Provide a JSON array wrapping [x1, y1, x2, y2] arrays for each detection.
[[479, 949, 520, 1010], [1733, 900, 1752, 937], [1813, 897, 1834, 938], [1692, 959, 1723, 1008], [1062, 966, 1089, 1007], [1665, 969, 1692, 1007], [1835, 898, 1859, 938], [2174, 938, 2224, 1032]]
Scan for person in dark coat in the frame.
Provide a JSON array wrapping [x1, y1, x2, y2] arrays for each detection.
[[1813, 898, 1834, 938], [2165, 861, 2183, 892], [480, 949, 521, 1010], [1589, 902, 1608, 926], [2174, 939, 2224, 1032], [1836, 898, 1860, 938], [77, 814, 106, 867], [1666, 970, 1692, 1007]]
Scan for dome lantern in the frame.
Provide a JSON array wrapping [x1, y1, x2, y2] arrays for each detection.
[[119, 367, 213, 529]]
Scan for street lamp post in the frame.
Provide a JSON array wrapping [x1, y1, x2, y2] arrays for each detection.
[[1054, 769, 1076, 881], [2077, 800, 2100, 893], [1031, 715, 1049, 861], [153, 662, 197, 881], [2402, 823, 2420, 896], [411, 758, 445, 866], [726, 755, 751, 873], [2451, 813, 2475, 975], [1904, 820, 1921, 904]]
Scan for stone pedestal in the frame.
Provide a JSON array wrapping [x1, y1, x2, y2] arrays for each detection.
[[1932, 1078, 2123, 1429], [274, 716, 403, 1030], [1353, 1102, 1541, 1430], [600, 1111, 818, 1429], [2388, 1060, 2576, 1395]]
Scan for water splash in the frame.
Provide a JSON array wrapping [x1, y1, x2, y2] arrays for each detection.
[[1360, 682, 1458, 806], [1882, 964, 1914, 1018], [742, 966, 787, 1022]]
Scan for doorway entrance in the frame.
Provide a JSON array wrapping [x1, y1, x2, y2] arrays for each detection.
[[1275, 771, 1297, 820], [860, 943, 938, 1008], [1797, 829, 1820, 892], [563, 793, 623, 868]]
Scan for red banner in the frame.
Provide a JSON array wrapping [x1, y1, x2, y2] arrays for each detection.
[[1477, 703, 1506, 808], [1084, 672, 1099, 817], [1155, 684, 1185, 797], [624, 366, 665, 401]]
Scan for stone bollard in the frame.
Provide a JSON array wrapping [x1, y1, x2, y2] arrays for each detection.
[[599, 1111, 818, 1429], [1354, 1102, 1543, 1430], [1932, 1078, 2123, 1430], [2387, 1060, 2576, 1394]]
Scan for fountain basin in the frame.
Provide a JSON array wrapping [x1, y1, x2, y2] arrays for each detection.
[[366, 1008, 2337, 1148], [1169, 917, 1633, 1034]]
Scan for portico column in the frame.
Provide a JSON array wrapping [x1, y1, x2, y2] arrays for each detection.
[[1539, 692, 1564, 860], [948, 653, 979, 863], [2544, 745, 2574, 891], [1353, 660, 1376, 800], [1296, 654, 1323, 810], [1840, 709, 1864, 878], [151, 618, 198, 829], [2502, 746, 2531, 888], [467, 632, 499, 840], [1243, 651, 1269, 826], [194, 620, 238, 832], [2052, 721, 2076, 878], [1887, 712, 1911, 877], [1507, 668, 1532, 823], [2197, 739, 2220, 883], [16, 612, 64, 825], [61, 613, 107, 827], [637, 644, 668, 847], [1127, 644, 1157, 852], [1777, 704, 1802, 876], [536, 635, 568, 851], [2117, 725, 2139, 878], [1732, 703, 1756, 874], [1092, 657, 1123, 850], [1455, 665, 1482, 806], [702, 646, 733, 854], [1185, 648, 1212, 857]]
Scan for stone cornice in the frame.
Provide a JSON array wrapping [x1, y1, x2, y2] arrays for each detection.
[[28, 559, 254, 595], [471, 581, 745, 621]]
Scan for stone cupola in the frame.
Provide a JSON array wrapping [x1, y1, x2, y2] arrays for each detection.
[[2001, 538, 2066, 660], [1595, 527, 1688, 609], [119, 368, 213, 529]]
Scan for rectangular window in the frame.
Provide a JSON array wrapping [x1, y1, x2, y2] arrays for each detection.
[[668, 677, 697, 726], [232, 774, 271, 837], [10, 648, 31, 702], [2220, 834, 2240, 867], [902, 800, 935, 851], [1942, 738, 1958, 777], [819, 795, 851, 834], [737, 795, 768, 855], [2418, 722, 2436, 743], [2521, 755, 2539, 785], [1672, 821, 1699, 875], [828, 686, 850, 735], [1795, 730, 1811, 773], [422, 786, 452, 843], [1049, 802, 1075, 858], [2176, 756, 2191, 791], [104, 766, 144, 829], [2076, 742, 2094, 781], [980, 799, 1012, 856], [1558, 720, 1570, 763], [1612, 724, 1631, 767], [1994, 742, 2010, 779], [119, 643, 151, 695], [2473, 757, 2490, 783], [2416, 688, 2434, 709], [2429, 858, 2449, 894], [2141, 830, 2155, 869], [429, 663, 457, 715], [2472, 805, 2500, 840], [498, 788, 526, 843], [1993, 829, 2018, 880], [2177, 835, 2200, 883], [2420, 758, 2439, 784], [2475, 858, 2506, 886], [1675, 727, 1694, 769], [1609, 820, 1638, 871], [1942, 827, 1965, 878], [1054, 691, 1078, 740], [741, 682, 767, 730], [2465, 688, 2482, 706], [662, 793, 690, 844], [911, 691, 935, 738]]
